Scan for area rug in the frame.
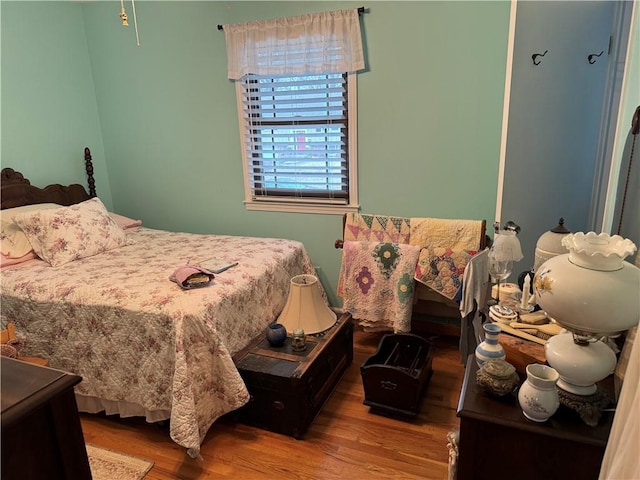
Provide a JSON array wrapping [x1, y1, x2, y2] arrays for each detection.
[[86, 444, 154, 480], [446, 429, 459, 480]]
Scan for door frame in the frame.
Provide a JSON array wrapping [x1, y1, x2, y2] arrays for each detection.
[[496, 0, 636, 234], [597, 1, 637, 232], [494, 0, 518, 233]]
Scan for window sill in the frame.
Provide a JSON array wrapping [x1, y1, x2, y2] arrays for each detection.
[[244, 201, 359, 215]]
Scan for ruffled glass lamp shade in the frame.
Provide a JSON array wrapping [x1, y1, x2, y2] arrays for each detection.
[[488, 227, 523, 305], [534, 232, 640, 395], [491, 229, 524, 263]]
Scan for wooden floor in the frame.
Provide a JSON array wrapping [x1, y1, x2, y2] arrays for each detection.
[[80, 329, 466, 480]]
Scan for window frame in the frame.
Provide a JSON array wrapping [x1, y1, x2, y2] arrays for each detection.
[[235, 72, 359, 215]]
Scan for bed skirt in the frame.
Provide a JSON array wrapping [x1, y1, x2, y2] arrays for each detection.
[[76, 394, 171, 423]]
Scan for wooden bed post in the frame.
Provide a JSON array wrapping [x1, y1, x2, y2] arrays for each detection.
[[84, 147, 96, 198]]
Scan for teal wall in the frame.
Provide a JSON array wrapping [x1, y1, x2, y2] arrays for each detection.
[[0, 1, 112, 208], [2, 1, 510, 305]]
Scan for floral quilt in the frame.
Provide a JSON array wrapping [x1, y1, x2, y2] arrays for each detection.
[[338, 241, 421, 332], [342, 214, 483, 301], [0, 227, 317, 456]]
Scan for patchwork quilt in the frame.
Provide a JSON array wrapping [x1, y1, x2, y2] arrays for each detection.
[[343, 213, 411, 244], [338, 241, 421, 332], [410, 218, 482, 300], [342, 214, 482, 303]]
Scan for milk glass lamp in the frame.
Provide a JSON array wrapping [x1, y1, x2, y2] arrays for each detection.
[[534, 232, 640, 424], [534, 218, 571, 271], [277, 274, 337, 335]]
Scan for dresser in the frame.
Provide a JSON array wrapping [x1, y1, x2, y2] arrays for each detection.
[[1, 357, 91, 480], [456, 355, 613, 480], [233, 313, 353, 438]]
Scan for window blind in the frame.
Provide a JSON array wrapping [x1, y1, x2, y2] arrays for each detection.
[[240, 73, 349, 203]]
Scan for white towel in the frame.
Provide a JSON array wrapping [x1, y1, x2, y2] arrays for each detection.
[[459, 248, 490, 318]]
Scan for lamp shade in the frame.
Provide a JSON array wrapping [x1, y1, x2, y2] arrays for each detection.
[[277, 274, 337, 335], [534, 232, 639, 336], [535, 232, 639, 396], [534, 218, 570, 271], [491, 230, 524, 262]]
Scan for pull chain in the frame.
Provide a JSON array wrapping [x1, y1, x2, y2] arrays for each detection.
[[118, 0, 140, 46], [131, 0, 140, 46], [119, 0, 128, 26], [616, 106, 639, 236]]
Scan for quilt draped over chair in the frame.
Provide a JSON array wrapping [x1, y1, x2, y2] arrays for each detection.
[[338, 241, 421, 332], [338, 213, 484, 332], [411, 217, 483, 301]]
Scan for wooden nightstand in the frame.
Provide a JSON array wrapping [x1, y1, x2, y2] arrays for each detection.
[[1, 357, 91, 480], [233, 313, 353, 438], [456, 355, 613, 480]]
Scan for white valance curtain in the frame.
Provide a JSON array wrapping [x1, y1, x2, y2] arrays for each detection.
[[223, 9, 365, 80]]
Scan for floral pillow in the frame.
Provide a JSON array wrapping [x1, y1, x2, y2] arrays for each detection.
[[12, 197, 133, 267], [1, 203, 61, 258]]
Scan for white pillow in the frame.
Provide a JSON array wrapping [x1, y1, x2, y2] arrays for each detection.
[[1, 203, 61, 258], [12, 198, 133, 267]]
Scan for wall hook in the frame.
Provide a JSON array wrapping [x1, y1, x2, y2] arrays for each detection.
[[588, 51, 604, 64], [532, 50, 548, 66]]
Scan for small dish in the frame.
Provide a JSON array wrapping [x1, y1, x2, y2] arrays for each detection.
[[489, 313, 516, 325], [489, 305, 518, 322]]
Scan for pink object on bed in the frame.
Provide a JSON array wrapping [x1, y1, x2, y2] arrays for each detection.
[[0, 251, 38, 268], [169, 264, 215, 289], [109, 212, 142, 230]]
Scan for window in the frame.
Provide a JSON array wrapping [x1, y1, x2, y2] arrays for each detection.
[[236, 72, 358, 213], [222, 9, 364, 214]]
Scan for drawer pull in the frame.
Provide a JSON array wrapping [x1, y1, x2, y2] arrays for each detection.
[[380, 380, 397, 391], [272, 400, 285, 411]]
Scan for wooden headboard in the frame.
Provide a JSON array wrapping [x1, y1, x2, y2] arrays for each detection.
[[1, 147, 96, 210]]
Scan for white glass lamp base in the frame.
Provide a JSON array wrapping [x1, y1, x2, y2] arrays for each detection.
[[544, 332, 617, 396]]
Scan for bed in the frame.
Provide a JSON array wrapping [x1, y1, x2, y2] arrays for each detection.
[[0, 149, 321, 457]]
